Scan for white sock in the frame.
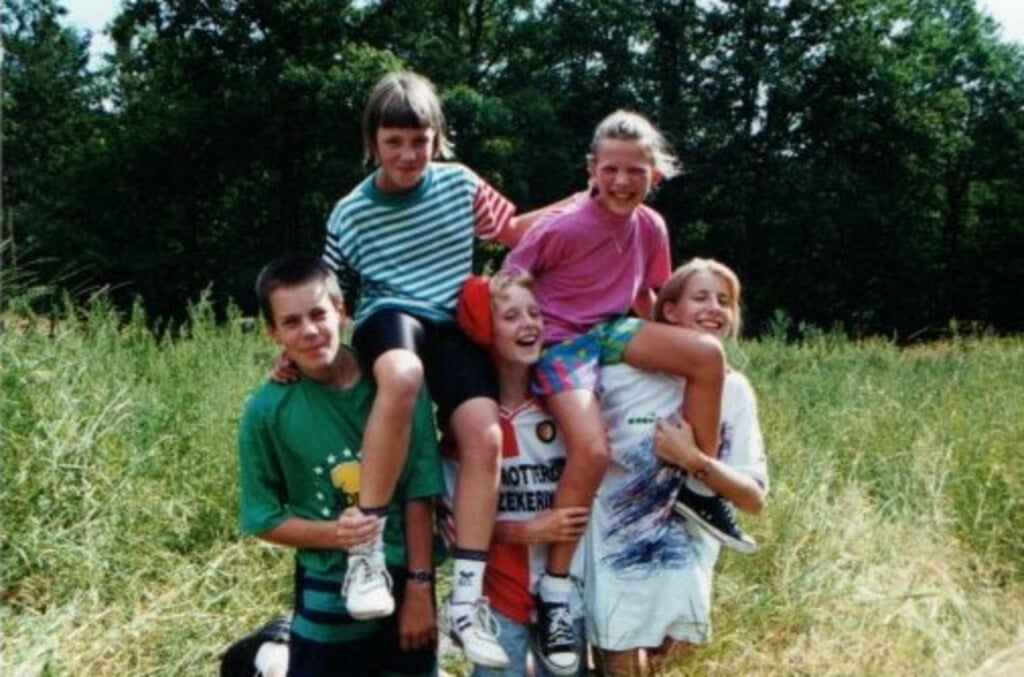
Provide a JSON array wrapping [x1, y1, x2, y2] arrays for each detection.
[[538, 573, 572, 605], [451, 557, 486, 605], [349, 514, 386, 556]]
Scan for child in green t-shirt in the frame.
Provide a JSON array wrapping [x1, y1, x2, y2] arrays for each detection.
[[237, 254, 441, 676]]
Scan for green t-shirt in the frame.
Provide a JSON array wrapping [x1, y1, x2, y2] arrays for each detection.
[[237, 355, 441, 640]]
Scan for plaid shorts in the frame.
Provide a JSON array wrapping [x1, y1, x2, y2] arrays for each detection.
[[531, 316, 643, 396]]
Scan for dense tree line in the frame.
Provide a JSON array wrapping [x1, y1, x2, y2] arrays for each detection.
[[4, 0, 1023, 336]]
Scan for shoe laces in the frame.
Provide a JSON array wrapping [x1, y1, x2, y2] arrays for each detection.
[[716, 501, 741, 528], [450, 597, 502, 641], [471, 597, 502, 640], [342, 554, 391, 595], [715, 499, 743, 532], [544, 603, 575, 648]]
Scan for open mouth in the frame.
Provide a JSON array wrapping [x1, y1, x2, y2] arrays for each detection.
[[515, 332, 540, 347]]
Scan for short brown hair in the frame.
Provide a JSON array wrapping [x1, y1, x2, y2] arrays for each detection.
[[254, 254, 344, 326], [362, 71, 453, 161]]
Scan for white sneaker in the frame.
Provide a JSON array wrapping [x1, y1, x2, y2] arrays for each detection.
[[444, 597, 509, 668], [342, 552, 394, 620]]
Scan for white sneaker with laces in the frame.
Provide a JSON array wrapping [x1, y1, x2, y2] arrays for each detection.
[[342, 551, 394, 620], [444, 597, 510, 668]]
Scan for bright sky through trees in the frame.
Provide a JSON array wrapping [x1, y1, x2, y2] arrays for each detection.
[[61, 0, 1024, 53]]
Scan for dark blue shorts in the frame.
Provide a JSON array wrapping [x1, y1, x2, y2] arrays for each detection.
[[288, 566, 436, 677]]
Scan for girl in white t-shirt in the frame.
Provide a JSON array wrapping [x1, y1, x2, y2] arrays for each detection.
[[580, 258, 769, 675]]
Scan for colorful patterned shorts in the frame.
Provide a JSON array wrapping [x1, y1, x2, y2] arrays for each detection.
[[531, 316, 643, 396]]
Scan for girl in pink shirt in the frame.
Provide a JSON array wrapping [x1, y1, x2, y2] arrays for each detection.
[[504, 110, 732, 675]]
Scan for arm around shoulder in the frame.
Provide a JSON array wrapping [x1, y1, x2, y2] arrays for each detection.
[[496, 191, 585, 249]]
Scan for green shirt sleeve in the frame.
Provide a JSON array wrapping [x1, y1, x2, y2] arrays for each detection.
[[237, 390, 290, 535]]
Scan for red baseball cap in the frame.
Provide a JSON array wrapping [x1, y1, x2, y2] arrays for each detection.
[[457, 275, 493, 349]]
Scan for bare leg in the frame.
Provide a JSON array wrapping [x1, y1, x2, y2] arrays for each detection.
[[647, 639, 695, 674], [533, 393, 600, 677], [597, 648, 644, 677], [445, 396, 510, 669], [450, 396, 503, 550], [624, 323, 725, 457], [545, 390, 609, 574], [358, 349, 423, 509], [343, 353, 420, 620]]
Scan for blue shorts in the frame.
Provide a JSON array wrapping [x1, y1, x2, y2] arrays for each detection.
[[531, 317, 643, 396]]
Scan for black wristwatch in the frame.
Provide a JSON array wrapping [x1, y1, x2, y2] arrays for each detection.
[[406, 568, 434, 584]]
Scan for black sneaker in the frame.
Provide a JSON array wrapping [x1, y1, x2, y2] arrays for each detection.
[[532, 598, 580, 676], [673, 482, 757, 553]]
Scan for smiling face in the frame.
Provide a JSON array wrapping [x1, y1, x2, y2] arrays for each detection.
[[660, 269, 736, 341], [371, 125, 435, 193], [491, 283, 543, 367], [588, 138, 661, 216], [266, 279, 345, 380]]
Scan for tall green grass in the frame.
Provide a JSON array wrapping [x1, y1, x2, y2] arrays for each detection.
[[2, 293, 1021, 675], [2, 293, 292, 674]]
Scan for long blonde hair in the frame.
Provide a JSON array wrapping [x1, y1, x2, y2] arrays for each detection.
[[654, 258, 743, 339]]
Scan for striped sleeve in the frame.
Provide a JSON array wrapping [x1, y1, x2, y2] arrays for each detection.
[[322, 204, 362, 311], [472, 179, 516, 241]]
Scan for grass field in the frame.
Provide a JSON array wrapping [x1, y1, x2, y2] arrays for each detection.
[[2, 294, 1022, 675]]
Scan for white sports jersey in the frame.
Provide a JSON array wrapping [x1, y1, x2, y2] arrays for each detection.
[[442, 398, 567, 624]]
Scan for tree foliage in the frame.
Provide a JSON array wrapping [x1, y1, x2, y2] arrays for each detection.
[[3, 0, 1022, 334], [2, 0, 108, 283]]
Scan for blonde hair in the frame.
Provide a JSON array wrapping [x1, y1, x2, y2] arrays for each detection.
[[587, 110, 681, 179], [489, 269, 534, 304], [654, 258, 743, 338], [362, 71, 453, 161]]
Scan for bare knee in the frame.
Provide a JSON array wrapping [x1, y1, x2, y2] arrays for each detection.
[[373, 351, 424, 410], [451, 398, 502, 471], [688, 332, 725, 381]]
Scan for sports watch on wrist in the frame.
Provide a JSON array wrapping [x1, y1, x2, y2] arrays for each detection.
[[406, 568, 434, 584]]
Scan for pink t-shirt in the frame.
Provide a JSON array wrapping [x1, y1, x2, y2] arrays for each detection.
[[504, 195, 671, 343]]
